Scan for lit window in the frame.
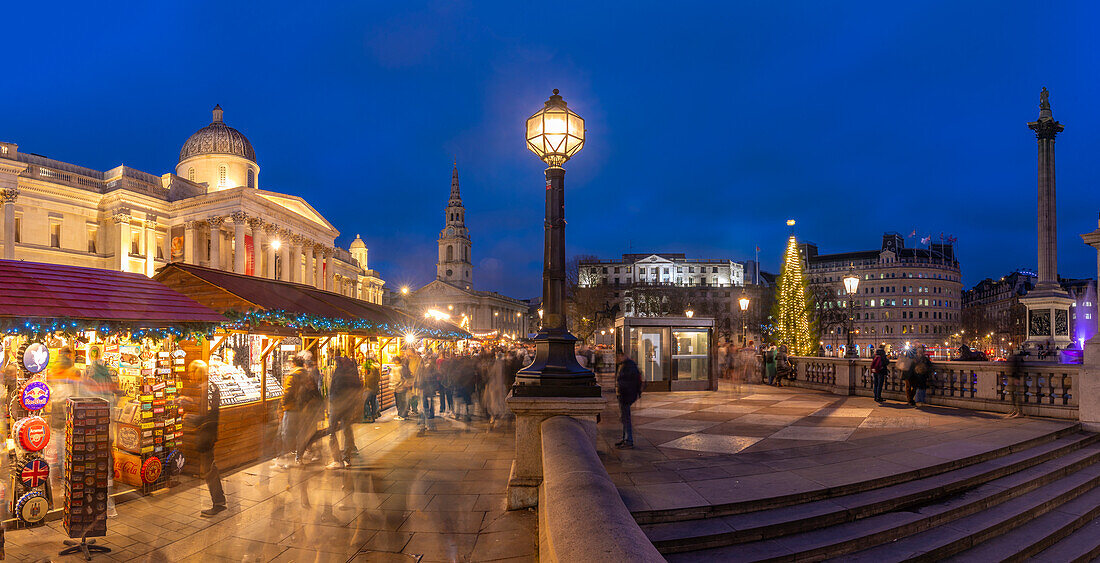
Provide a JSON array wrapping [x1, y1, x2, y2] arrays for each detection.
[[218, 164, 228, 187], [188, 168, 195, 182], [13, 216, 21, 243], [50, 223, 61, 248], [247, 168, 255, 188], [87, 227, 98, 254]]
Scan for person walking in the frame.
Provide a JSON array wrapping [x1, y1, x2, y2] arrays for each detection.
[[870, 347, 890, 403], [391, 357, 409, 420], [1007, 351, 1026, 417], [911, 345, 932, 406], [326, 354, 363, 469], [362, 354, 381, 423], [765, 345, 777, 386], [774, 345, 791, 387], [415, 353, 437, 434], [182, 360, 226, 517], [615, 348, 643, 449]]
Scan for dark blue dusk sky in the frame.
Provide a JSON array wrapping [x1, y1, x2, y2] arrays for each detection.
[[4, 2, 1100, 298]]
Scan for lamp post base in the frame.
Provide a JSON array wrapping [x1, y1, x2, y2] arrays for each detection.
[[512, 329, 601, 397]]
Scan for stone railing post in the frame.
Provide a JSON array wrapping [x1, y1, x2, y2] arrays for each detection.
[[833, 358, 857, 395], [1080, 336, 1100, 431]]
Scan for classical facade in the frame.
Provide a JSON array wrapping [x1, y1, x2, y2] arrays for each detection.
[[804, 233, 962, 354], [0, 106, 384, 303], [407, 166, 528, 337]]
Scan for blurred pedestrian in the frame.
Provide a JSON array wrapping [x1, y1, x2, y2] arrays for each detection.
[[765, 345, 777, 385], [362, 354, 381, 423], [325, 354, 362, 469], [615, 348, 643, 449], [911, 345, 933, 406], [182, 360, 226, 517], [1007, 351, 1026, 417], [870, 346, 890, 403]]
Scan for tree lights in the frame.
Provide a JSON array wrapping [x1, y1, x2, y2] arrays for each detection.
[[771, 230, 817, 355]]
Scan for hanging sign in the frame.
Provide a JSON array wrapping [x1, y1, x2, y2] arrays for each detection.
[[23, 343, 50, 373], [19, 457, 50, 488], [15, 491, 49, 523], [20, 381, 51, 411], [15, 416, 51, 452]]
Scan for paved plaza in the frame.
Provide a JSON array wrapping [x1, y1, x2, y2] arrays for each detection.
[[7, 415, 535, 563], [597, 382, 1075, 514]]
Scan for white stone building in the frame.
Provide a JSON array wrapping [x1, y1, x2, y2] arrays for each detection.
[[0, 105, 384, 302], [407, 166, 529, 337]]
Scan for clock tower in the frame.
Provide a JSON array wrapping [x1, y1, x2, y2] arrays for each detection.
[[437, 164, 472, 288]]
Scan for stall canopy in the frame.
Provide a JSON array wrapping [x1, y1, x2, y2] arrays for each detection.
[[0, 259, 225, 337], [154, 263, 470, 339]]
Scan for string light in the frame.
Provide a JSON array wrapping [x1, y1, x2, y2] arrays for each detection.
[[771, 233, 817, 355], [0, 318, 217, 342], [222, 309, 469, 340]]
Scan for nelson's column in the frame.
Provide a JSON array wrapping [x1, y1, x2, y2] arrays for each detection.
[[1021, 87, 1074, 353]]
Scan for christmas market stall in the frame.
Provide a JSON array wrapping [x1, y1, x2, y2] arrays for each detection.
[[153, 263, 469, 473], [0, 259, 224, 536]]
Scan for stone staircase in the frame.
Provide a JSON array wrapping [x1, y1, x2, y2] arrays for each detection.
[[637, 424, 1100, 562]]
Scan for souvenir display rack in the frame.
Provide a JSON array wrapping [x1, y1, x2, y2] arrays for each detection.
[[9, 341, 54, 530], [62, 398, 110, 542]]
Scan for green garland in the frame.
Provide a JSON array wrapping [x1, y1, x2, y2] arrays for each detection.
[[0, 317, 217, 343], [222, 309, 470, 340]]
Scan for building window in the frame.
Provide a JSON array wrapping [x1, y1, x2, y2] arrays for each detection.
[[131, 228, 142, 256], [447, 245, 454, 261], [188, 167, 195, 182], [218, 164, 228, 188], [49, 222, 61, 248], [156, 235, 166, 260], [247, 168, 255, 188], [13, 216, 20, 243], [464, 246, 468, 261], [87, 226, 98, 254]]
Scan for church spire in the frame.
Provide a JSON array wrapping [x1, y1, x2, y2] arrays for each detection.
[[450, 162, 462, 204]]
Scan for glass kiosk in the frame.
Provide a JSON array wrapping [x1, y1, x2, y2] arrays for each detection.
[[614, 316, 716, 391]]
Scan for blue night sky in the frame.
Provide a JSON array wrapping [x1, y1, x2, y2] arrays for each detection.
[[4, 2, 1100, 298]]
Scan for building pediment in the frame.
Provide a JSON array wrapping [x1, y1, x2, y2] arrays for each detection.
[[639, 254, 674, 264], [253, 190, 335, 231], [415, 279, 472, 297]]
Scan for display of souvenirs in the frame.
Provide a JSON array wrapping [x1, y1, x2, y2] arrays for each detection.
[[15, 490, 49, 524], [20, 380, 51, 412], [9, 341, 54, 529], [14, 416, 50, 452], [111, 348, 179, 493], [64, 398, 109, 538], [208, 357, 281, 406], [22, 343, 50, 374]]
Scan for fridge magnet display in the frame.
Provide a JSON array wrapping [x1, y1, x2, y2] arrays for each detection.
[[20, 380, 51, 411]]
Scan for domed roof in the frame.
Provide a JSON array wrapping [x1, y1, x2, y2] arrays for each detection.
[[350, 234, 366, 249], [178, 105, 256, 163]]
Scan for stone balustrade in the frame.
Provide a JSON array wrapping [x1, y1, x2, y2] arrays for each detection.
[[786, 356, 1078, 419]]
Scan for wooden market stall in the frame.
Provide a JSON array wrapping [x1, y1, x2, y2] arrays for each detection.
[[0, 259, 225, 526], [153, 263, 469, 473]]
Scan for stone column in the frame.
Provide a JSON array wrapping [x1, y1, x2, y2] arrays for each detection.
[[288, 236, 302, 284], [231, 212, 248, 274], [303, 242, 315, 287], [183, 220, 197, 265], [113, 212, 131, 272], [250, 219, 266, 277], [278, 229, 291, 281], [207, 216, 225, 270], [314, 246, 325, 290], [144, 217, 157, 277], [262, 224, 277, 278], [2, 188, 17, 260], [1030, 87, 1064, 290], [325, 248, 335, 292]]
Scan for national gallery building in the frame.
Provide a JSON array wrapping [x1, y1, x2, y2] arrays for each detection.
[[0, 105, 383, 302]]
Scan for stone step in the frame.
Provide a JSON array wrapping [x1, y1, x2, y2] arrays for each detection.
[[646, 431, 1099, 554], [836, 455, 1100, 562], [664, 440, 1100, 562], [1030, 513, 1100, 563], [942, 485, 1100, 562], [634, 423, 1082, 525]]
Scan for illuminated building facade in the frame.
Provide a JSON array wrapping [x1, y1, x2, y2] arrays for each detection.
[[0, 106, 383, 303]]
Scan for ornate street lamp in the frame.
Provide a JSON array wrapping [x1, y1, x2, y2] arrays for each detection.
[[513, 90, 598, 397], [685, 309, 694, 318], [843, 263, 860, 358], [739, 289, 750, 344]]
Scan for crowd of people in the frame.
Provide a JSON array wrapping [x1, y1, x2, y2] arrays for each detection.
[[271, 345, 532, 470]]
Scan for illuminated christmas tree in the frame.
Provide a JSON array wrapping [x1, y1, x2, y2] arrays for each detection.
[[771, 226, 817, 355]]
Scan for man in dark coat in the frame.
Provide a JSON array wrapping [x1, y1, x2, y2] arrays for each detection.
[[615, 349, 643, 449], [182, 360, 226, 516], [326, 354, 363, 468]]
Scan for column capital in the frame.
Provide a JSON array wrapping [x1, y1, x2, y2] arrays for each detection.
[[230, 211, 249, 224], [1, 188, 18, 204], [184, 220, 199, 230], [290, 233, 308, 246], [207, 215, 226, 228], [112, 211, 132, 225], [276, 227, 292, 238], [248, 217, 265, 230]]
